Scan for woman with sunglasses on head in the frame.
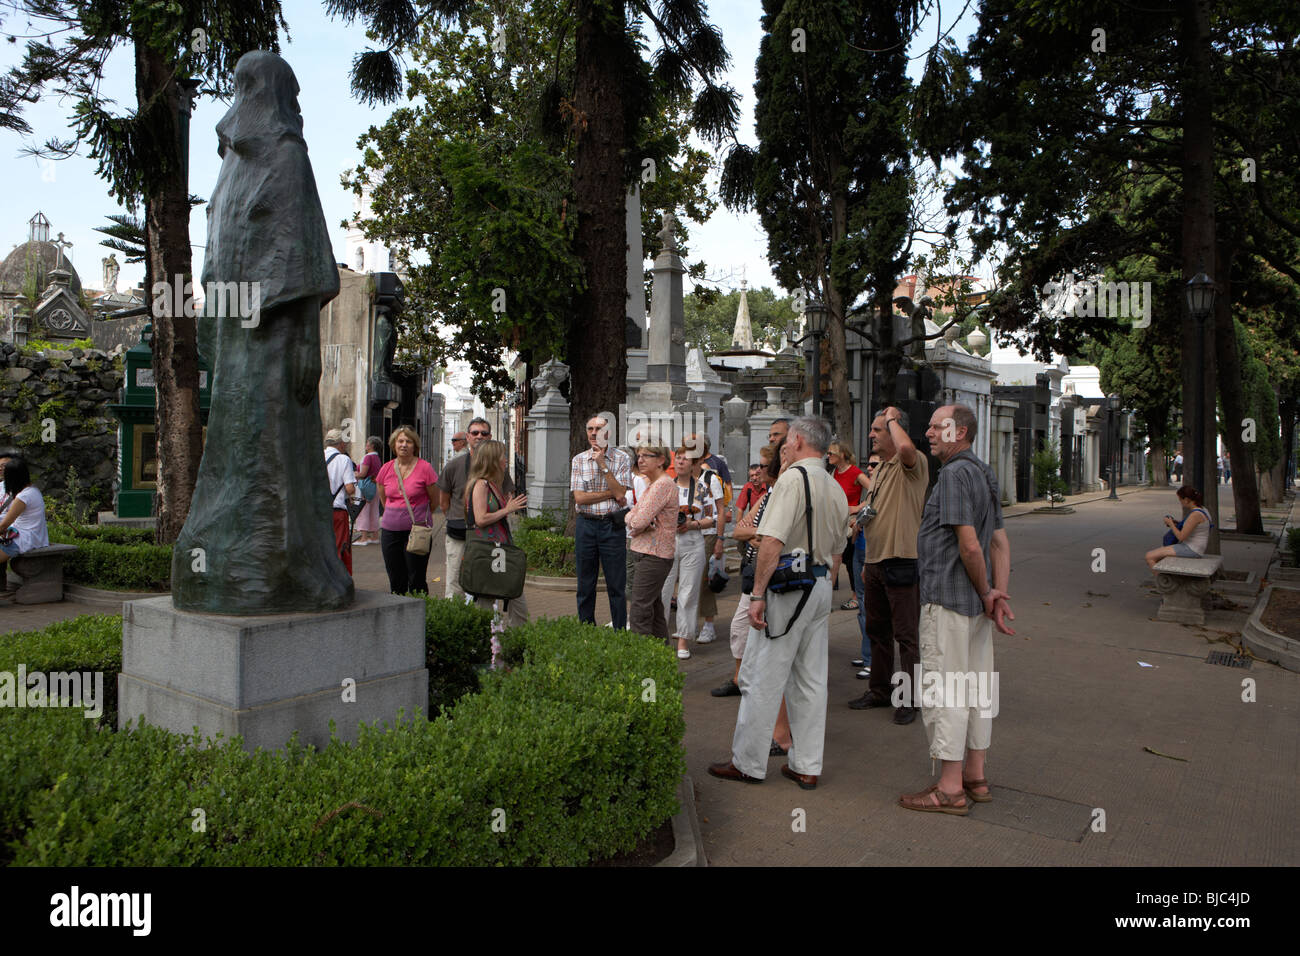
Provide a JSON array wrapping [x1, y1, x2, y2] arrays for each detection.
[[827, 441, 870, 609], [625, 446, 679, 644]]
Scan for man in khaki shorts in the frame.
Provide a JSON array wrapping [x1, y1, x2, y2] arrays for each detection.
[[899, 404, 1015, 815]]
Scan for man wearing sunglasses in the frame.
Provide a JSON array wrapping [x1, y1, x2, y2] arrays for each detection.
[[437, 418, 512, 601]]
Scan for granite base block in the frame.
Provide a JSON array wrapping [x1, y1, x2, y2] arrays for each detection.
[[118, 590, 428, 752]]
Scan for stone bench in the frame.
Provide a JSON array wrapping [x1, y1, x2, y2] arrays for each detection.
[[4, 543, 79, 605], [1153, 554, 1223, 625]]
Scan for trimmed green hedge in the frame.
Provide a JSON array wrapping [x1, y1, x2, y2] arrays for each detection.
[[0, 614, 121, 728], [517, 528, 576, 576], [1, 616, 683, 865], [48, 525, 172, 591], [422, 595, 494, 714]]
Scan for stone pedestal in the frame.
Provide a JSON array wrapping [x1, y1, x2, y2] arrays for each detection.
[[118, 590, 428, 753], [524, 358, 573, 516]]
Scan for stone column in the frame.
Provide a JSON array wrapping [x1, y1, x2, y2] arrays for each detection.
[[641, 211, 690, 408], [524, 358, 572, 516], [685, 347, 731, 454], [749, 387, 786, 465], [723, 395, 750, 480]]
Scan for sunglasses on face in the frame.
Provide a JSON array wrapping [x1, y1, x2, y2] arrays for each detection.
[[469, 430, 489, 437]]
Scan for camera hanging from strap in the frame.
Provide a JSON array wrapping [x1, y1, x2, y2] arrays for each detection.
[[765, 465, 820, 639]]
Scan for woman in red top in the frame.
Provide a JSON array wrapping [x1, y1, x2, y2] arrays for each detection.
[[828, 440, 869, 609]]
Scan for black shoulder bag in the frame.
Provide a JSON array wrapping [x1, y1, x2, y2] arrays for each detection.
[[764, 465, 821, 639]]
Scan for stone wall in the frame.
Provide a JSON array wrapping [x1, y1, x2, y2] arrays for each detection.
[[0, 342, 123, 518]]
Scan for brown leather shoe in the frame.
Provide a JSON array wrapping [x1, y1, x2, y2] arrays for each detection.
[[708, 761, 763, 784], [781, 764, 818, 790]]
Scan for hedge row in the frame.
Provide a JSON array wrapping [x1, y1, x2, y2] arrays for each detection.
[[1, 612, 683, 865], [0, 614, 121, 728], [48, 525, 172, 592], [517, 528, 576, 576]]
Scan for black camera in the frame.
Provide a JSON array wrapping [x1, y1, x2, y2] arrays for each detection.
[[678, 511, 688, 527], [858, 504, 878, 525]]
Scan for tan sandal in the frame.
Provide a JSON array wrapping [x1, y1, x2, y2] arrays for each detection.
[[963, 777, 992, 803], [898, 784, 968, 816]]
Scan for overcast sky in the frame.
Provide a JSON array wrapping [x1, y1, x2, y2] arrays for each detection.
[[1, 0, 979, 301]]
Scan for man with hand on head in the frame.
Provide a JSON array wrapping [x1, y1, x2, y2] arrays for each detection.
[[571, 413, 633, 629], [899, 404, 1014, 815], [849, 406, 929, 725]]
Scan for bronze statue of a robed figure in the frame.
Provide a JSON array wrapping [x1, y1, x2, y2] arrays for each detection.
[[172, 51, 353, 614]]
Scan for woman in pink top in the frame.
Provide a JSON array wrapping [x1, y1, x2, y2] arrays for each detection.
[[625, 445, 678, 644], [375, 425, 439, 594]]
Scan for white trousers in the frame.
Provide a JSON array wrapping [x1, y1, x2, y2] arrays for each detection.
[[918, 603, 995, 761], [731, 578, 832, 778], [444, 534, 465, 601], [729, 593, 753, 660], [661, 532, 706, 640]]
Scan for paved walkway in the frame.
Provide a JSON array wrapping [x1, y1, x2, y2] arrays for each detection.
[[3, 487, 1295, 866]]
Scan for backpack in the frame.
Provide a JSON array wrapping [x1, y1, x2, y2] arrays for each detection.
[[701, 463, 733, 510]]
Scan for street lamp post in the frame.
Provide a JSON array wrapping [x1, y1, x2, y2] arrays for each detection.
[[1107, 392, 1121, 500], [792, 297, 830, 416], [1185, 269, 1216, 497]]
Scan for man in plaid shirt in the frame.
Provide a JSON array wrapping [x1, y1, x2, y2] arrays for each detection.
[[571, 414, 634, 629], [899, 404, 1016, 816]]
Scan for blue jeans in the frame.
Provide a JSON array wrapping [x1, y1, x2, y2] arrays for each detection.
[[853, 532, 871, 666], [575, 514, 627, 629]]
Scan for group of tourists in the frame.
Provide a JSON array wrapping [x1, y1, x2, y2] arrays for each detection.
[[698, 405, 1016, 818], [320, 419, 529, 623]]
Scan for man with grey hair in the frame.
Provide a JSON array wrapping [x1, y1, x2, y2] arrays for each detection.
[[324, 427, 357, 574], [849, 405, 929, 724], [709, 416, 847, 790], [899, 404, 1015, 815], [438, 417, 510, 600]]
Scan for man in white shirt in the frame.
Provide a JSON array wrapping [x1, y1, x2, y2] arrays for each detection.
[[324, 428, 357, 574]]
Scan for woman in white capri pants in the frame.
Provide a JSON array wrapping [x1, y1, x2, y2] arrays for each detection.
[[661, 447, 713, 660]]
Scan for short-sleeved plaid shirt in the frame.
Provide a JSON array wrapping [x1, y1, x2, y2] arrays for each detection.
[[570, 447, 634, 517], [917, 449, 1004, 617]]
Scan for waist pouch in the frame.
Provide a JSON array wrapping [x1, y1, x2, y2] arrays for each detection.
[[880, 557, 917, 588], [609, 508, 628, 531], [447, 519, 468, 541]]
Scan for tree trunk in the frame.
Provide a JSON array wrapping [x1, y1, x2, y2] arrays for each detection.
[[826, 191, 853, 441], [1148, 430, 1167, 485], [1179, 0, 1219, 552], [1213, 248, 1262, 534], [875, 279, 901, 406], [566, 1, 629, 459], [1280, 389, 1296, 494], [137, 45, 202, 545]]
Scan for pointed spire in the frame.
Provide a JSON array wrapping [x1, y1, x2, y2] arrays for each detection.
[[731, 278, 754, 350]]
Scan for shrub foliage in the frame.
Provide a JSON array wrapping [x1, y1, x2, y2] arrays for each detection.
[[1, 614, 683, 865]]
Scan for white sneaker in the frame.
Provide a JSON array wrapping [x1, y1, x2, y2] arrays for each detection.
[[696, 622, 716, 644]]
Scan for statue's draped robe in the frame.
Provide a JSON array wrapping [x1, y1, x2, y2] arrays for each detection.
[[172, 51, 352, 614]]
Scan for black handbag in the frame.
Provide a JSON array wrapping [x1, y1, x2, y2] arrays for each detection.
[[458, 481, 526, 600]]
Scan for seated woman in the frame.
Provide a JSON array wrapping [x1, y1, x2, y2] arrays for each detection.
[[1145, 485, 1211, 569], [0, 459, 48, 567]]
